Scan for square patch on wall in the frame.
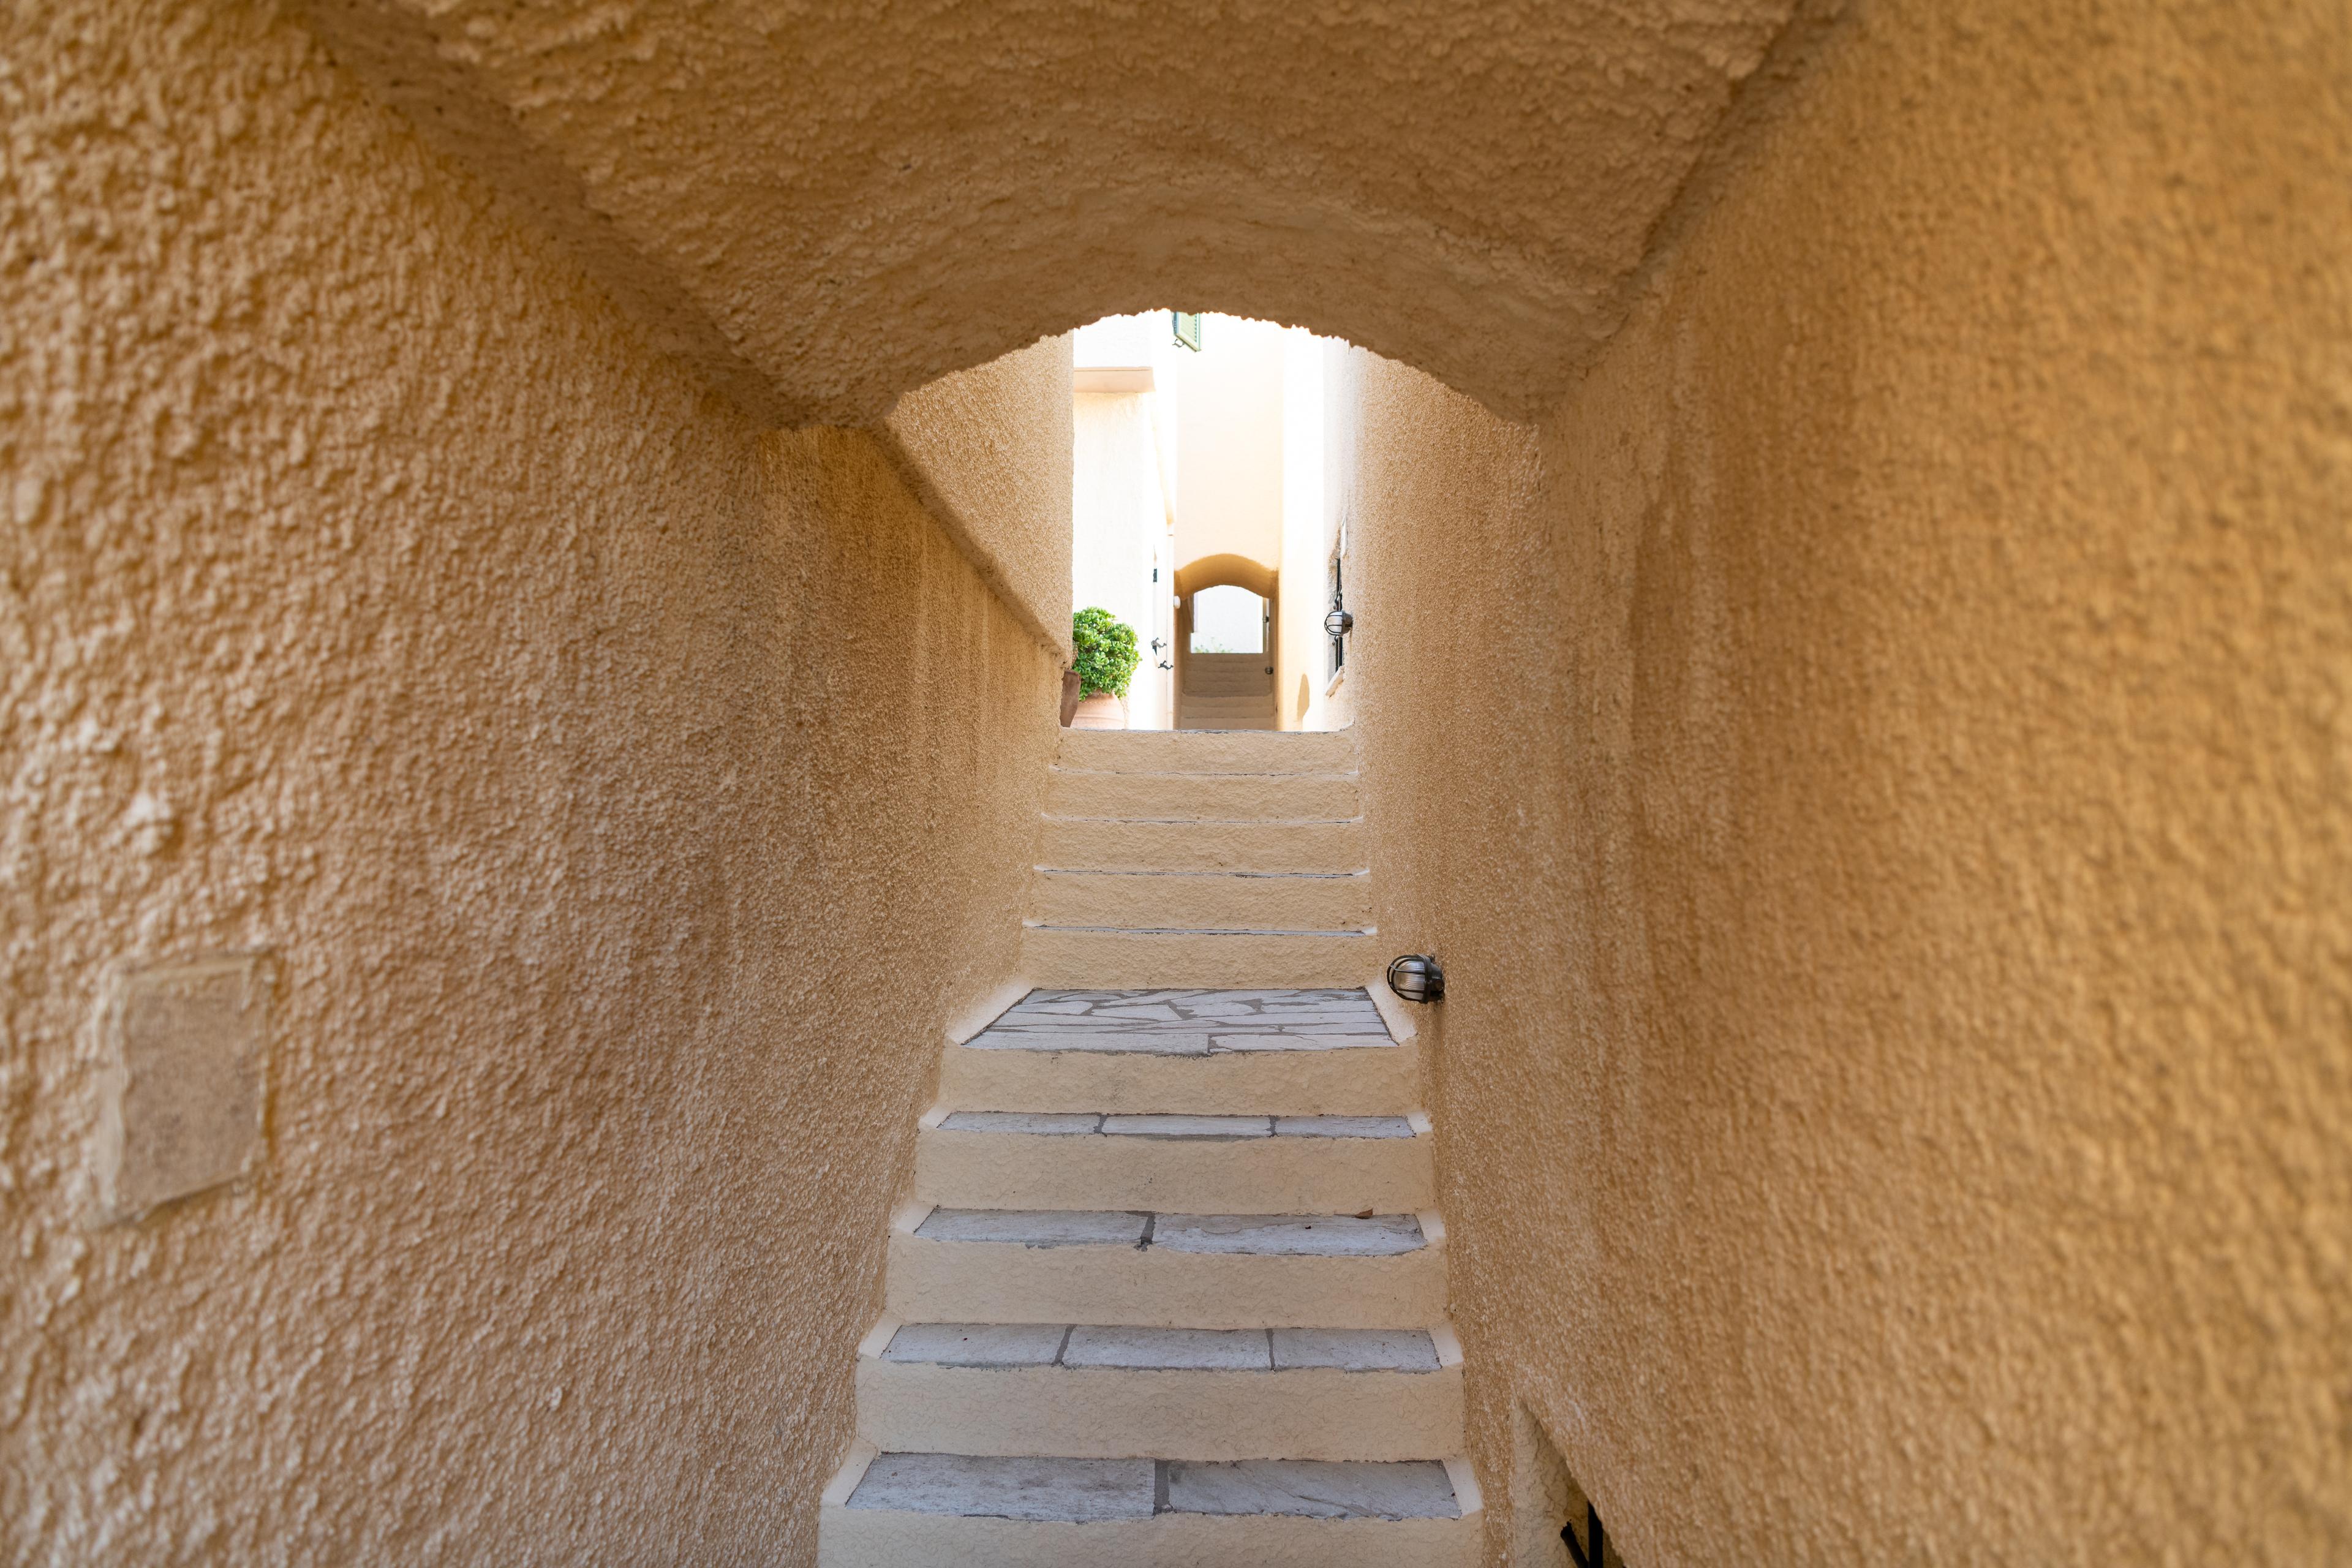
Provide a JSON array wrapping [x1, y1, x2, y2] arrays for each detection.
[[93, 952, 275, 1223]]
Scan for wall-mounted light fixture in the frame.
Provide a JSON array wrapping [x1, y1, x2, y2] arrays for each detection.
[[1323, 605, 1354, 640], [1385, 953, 1444, 1004]]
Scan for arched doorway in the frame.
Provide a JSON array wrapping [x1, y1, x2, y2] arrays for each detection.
[[1173, 555, 1278, 729]]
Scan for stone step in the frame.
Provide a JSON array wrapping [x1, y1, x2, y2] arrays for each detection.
[[940, 1039, 1414, 1116], [1046, 767, 1359, 823], [1035, 815, 1363, 875], [884, 1208, 1449, 1330], [856, 1320, 1464, 1460], [818, 1452, 1480, 1568], [1056, 729, 1356, 776], [1030, 868, 1373, 930], [1177, 707, 1279, 730], [1184, 670, 1275, 694], [916, 1112, 1432, 1213], [941, 987, 1411, 1115], [1020, 927, 1373, 988]]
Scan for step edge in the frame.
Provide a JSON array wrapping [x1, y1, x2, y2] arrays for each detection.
[[859, 1317, 1464, 1374], [1032, 867, 1372, 880], [1023, 924, 1378, 937], [916, 1121, 1430, 1144], [824, 1453, 1482, 1524], [1050, 767, 1363, 783]]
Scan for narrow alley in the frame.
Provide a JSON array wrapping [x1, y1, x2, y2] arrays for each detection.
[[4, 2, 2344, 1564]]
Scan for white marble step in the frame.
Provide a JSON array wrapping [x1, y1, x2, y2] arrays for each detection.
[[916, 1112, 1431, 1213], [885, 1207, 1449, 1329], [1035, 815, 1364, 874], [857, 1321, 1464, 1460], [818, 1451, 1480, 1567], [973, 987, 1394, 1051], [1046, 766, 1359, 823], [1030, 867, 1373, 931], [942, 989, 1411, 1115], [1056, 728, 1356, 775]]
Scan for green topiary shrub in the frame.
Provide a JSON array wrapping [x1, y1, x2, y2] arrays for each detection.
[[1072, 606, 1141, 699]]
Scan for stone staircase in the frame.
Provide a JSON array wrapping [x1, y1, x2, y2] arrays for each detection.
[[817, 728, 1480, 1566], [1178, 652, 1280, 730], [1020, 728, 1374, 988]]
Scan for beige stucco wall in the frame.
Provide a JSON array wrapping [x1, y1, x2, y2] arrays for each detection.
[[1, 4, 1057, 1562], [1342, 1, 2351, 1562], [881, 335, 1076, 659]]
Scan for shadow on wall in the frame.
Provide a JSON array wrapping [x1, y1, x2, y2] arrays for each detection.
[[1510, 1409, 1626, 1568]]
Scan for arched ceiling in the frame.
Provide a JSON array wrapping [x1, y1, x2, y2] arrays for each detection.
[[306, 0, 1815, 426]]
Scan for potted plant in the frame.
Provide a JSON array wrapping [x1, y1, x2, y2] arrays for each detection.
[[1069, 606, 1140, 729]]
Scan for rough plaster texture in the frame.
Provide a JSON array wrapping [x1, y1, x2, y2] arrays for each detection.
[[1339, 1, 2352, 1561], [296, 0, 1807, 424], [879, 334, 1076, 658], [9, 0, 2346, 1561], [0, 4, 1058, 1561]]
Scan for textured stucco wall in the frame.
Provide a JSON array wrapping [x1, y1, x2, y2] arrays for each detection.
[[296, 0, 1814, 423], [880, 334, 1076, 658], [1343, 0, 2351, 1562], [1, 4, 1056, 1562]]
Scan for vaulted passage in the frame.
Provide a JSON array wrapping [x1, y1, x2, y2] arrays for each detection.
[[6, 2, 2346, 1565]]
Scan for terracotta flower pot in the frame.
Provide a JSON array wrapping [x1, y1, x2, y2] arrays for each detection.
[[1070, 692, 1127, 730]]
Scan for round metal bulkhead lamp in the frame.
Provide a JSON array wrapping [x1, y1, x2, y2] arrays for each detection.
[[1324, 606, 1355, 640], [1385, 953, 1444, 1004]]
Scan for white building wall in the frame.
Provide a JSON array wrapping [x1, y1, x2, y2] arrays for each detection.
[[1071, 393, 1174, 728], [1317, 338, 1360, 730], [1072, 314, 1180, 728], [1275, 327, 1333, 729], [1173, 316, 1286, 573]]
